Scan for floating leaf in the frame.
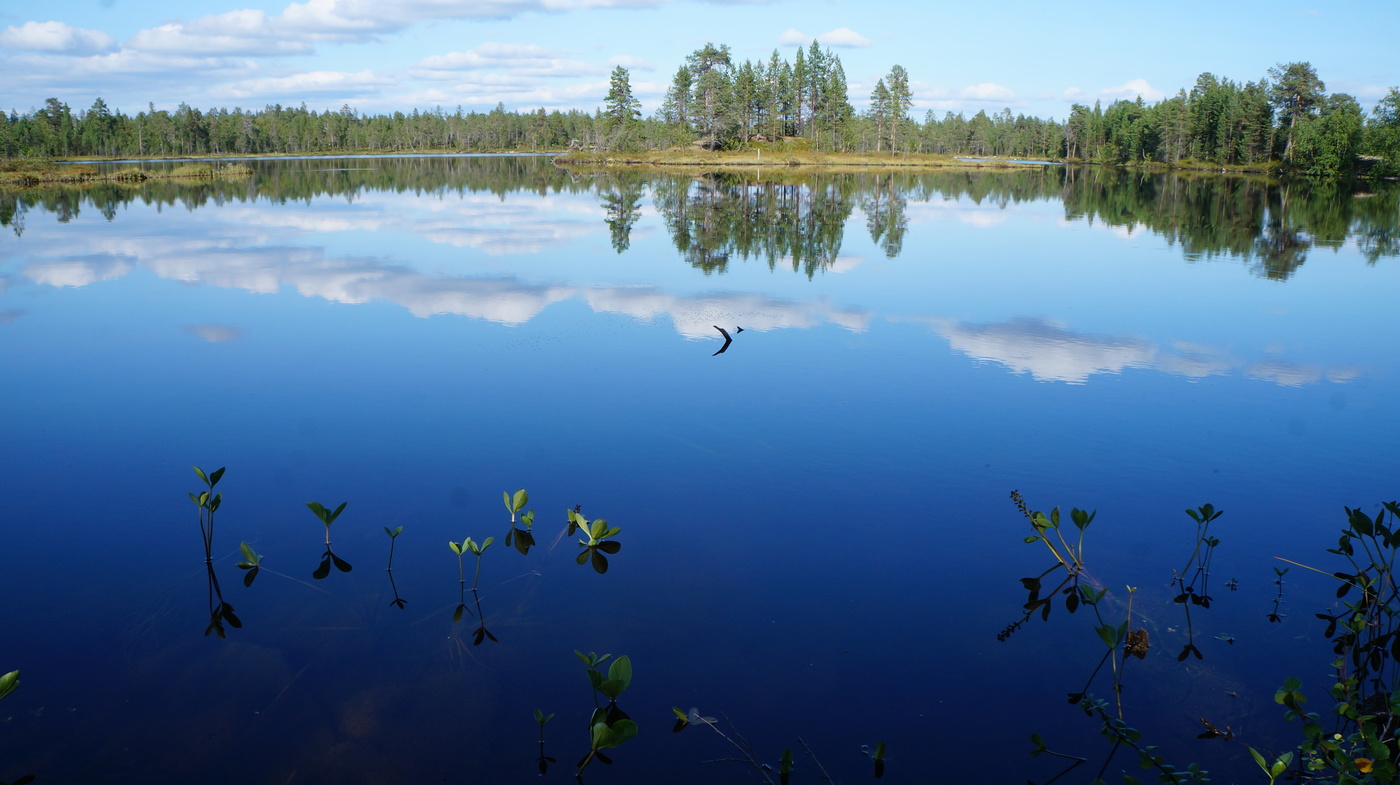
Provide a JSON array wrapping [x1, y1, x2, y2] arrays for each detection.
[[313, 557, 331, 580], [591, 549, 609, 574], [331, 553, 352, 572]]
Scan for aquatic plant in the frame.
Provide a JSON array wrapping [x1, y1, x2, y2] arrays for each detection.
[[1247, 747, 1292, 784], [534, 708, 557, 774], [1272, 502, 1400, 782], [999, 490, 1095, 641], [1267, 566, 1289, 623], [0, 670, 17, 701], [1172, 504, 1223, 661], [190, 465, 225, 563], [448, 536, 495, 643], [670, 706, 776, 784], [203, 561, 241, 638], [1007, 492, 1203, 784], [189, 467, 240, 636], [862, 741, 887, 779], [503, 489, 537, 555], [235, 542, 262, 587], [575, 652, 636, 778], [385, 525, 406, 609], [567, 508, 621, 574], [307, 501, 352, 579]]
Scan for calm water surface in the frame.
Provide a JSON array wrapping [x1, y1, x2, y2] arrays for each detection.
[[2, 156, 1398, 784]]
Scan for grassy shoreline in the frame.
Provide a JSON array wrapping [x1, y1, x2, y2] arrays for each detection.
[[552, 148, 1282, 177], [552, 148, 1036, 170], [1, 160, 255, 189], [1, 147, 1284, 189]]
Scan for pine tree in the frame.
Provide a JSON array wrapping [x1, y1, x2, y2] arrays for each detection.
[[604, 66, 641, 128], [884, 65, 913, 153]]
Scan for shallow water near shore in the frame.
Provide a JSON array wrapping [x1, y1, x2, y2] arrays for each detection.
[[1, 155, 1398, 784]]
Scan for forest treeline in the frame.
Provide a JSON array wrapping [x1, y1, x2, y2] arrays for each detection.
[[4, 156, 1395, 280], [2, 47, 1398, 178]]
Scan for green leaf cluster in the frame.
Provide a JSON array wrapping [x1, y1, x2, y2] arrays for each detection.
[[568, 509, 622, 574]]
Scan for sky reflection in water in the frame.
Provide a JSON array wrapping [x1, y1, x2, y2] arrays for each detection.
[[1, 157, 1398, 784]]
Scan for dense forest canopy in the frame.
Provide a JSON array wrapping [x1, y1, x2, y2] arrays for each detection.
[[3, 46, 1398, 178]]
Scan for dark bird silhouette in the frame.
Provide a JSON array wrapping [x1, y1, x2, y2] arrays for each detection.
[[712, 325, 733, 356], [735, 326, 744, 333]]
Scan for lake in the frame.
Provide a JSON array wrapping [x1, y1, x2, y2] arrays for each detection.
[[1, 155, 1398, 784]]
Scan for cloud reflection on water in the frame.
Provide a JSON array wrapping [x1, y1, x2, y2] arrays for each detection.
[[17, 241, 870, 336], [19, 246, 1350, 387], [921, 315, 1356, 386]]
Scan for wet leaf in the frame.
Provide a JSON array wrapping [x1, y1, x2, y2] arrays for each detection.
[[591, 549, 609, 574], [313, 557, 331, 580], [331, 553, 353, 572], [597, 540, 621, 554]]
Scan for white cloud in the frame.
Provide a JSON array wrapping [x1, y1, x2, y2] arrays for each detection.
[[815, 27, 870, 48], [275, 0, 679, 41], [127, 11, 313, 56], [778, 28, 810, 46], [962, 82, 1017, 102], [0, 21, 117, 55], [1063, 78, 1164, 105], [216, 70, 392, 99], [913, 81, 1023, 112], [417, 43, 599, 78], [779, 27, 870, 48]]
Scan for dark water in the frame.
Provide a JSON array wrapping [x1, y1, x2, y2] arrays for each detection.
[[1, 156, 1398, 784]]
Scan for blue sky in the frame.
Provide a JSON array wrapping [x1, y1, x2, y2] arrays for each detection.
[[2, 0, 1397, 121]]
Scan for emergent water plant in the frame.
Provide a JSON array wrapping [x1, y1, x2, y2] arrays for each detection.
[[190, 465, 225, 563], [1006, 492, 1210, 785], [307, 501, 352, 579], [567, 507, 621, 574], [574, 651, 636, 779], [503, 488, 537, 555], [448, 535, 496, 643], [1172, 504, 1224, 661], [1271, 501, 1400, 783], [385, 525, 407, 609], [236, 542, 262, 587], [190, 466, 240, 637], [534, 708, 557, 775]]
